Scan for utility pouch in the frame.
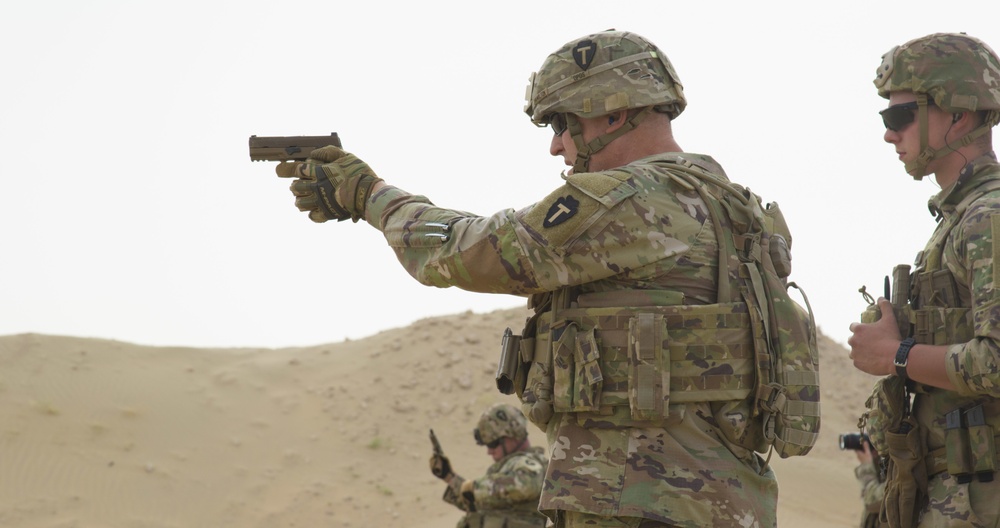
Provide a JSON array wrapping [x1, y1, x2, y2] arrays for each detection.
[[912, 307, 973, 346], [881, 417, 929, 528], [966, 404, 997, 482], [551, 321, 603, 412], [627, 313, 670, 421], [945, 409, 973, 483], [520, 318, 554, 428], [863, 375, 909, 456], [496, 328, 522, 395]]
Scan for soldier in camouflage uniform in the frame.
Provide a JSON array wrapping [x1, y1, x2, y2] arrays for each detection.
[[853, 440, 884, 528], [272, 30, 814, 527], [430, 404, 548, 528], [849, 33, 1000, 527]]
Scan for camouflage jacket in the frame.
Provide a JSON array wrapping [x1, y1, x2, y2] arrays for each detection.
[[911, 152, 1000, 460], [443, 446, 547, 527], [854, 461, 884, 527], [366, 152, 778, 527]]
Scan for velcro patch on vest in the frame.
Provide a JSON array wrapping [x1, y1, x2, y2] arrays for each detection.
[[565, 171, 631, 201], [542, 195, 579, 228]]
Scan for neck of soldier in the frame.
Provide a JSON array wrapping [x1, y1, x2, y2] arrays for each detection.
[[590, 114, 683, 172], [932, 137, 992, 189]]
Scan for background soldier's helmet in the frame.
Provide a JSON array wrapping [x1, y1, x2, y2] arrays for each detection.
[[473, 403, 528, 446], [524, 29, 686, 127], [874, 32, 1000, 120]]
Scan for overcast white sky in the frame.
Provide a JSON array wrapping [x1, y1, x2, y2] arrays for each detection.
[[1, 1, 997, 349]]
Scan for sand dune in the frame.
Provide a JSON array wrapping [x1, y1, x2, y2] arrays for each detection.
[[0, 308, 877, 527]]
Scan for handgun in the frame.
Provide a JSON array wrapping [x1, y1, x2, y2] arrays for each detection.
[[430, 428, 444, 456], [248, 133, 342, 162]]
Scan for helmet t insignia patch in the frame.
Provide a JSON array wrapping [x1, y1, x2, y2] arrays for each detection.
[[573, 40, 597, 71]]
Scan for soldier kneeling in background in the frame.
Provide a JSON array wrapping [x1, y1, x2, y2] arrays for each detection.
[[430, 403, 548, 528]]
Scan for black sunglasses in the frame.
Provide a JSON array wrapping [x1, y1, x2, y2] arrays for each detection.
[[474, 429, 502, 448], [880, 100, 934, 132], [548, 113, 568, 136]]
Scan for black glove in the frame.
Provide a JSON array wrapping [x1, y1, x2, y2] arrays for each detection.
[[430, 453, 453, 480]]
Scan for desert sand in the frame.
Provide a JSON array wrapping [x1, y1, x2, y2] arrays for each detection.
[[0, 307, 878, 527]]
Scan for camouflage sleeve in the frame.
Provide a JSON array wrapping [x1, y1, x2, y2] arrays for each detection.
[[442, 474, 473, 512], [471, 452, 545, 510], [943, 198, 1000, 397], [854, 462, 884, 513], [362, 171, 692, 295]]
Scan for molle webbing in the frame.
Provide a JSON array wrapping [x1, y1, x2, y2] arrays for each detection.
[[539, 296, 757, 420], [912, 307, 973, 345]]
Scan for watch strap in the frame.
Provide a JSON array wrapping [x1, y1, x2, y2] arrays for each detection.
[[894, 337, 917, 379]]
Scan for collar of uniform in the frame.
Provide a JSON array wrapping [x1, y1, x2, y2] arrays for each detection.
[[927, 151, 1000, 218], [642, 152, 727, 178]]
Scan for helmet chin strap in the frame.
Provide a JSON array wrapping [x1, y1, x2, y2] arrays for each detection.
[[905, 93, 997, 179], [568, 107, 653, 173]]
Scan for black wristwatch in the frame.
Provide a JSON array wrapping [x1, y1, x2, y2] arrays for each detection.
[[894, 337, 917, 380]]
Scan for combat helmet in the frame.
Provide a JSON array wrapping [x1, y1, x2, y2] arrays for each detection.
[[524, 29, 686, 174], [874, 32, 1000, 178], [473, 403, 528, 447]]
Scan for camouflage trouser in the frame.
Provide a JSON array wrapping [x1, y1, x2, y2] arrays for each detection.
[[916, 473, 1000, 527], [555, 511, 680, 528]]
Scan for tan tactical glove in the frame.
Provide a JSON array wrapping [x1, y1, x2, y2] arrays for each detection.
[[275, 145, 383, 223], [429, 453, 454, 481], [460, 479, 475, 505]]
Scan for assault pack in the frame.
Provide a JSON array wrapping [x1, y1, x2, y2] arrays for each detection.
[[496, 159, 820, 462]]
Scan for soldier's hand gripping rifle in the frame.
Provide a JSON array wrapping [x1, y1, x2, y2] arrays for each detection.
[[859, 264, 912, 339]]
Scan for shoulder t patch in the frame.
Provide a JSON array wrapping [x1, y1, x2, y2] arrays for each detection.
[[543, 195, 580, 228]]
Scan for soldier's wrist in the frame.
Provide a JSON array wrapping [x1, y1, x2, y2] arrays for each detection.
[[893, 337, 917, 379]]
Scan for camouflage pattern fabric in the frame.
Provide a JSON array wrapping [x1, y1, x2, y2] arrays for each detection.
[[365, 152, 778, 526], [873, 33, 1000, 179], [855, 462, 884, 528], [524, 30, 686, 124], [443, 446, 548, 528], [878, 153, 1000, 526], [476, 403, 529, 445], [917, 474, 1000, 527], [874, 33, 1000, 113]]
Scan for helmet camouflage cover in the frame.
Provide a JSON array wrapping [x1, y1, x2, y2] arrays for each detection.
[[525, 29, 686, 126], [874, 32, 1000, 115], [474, 403, 528, 446]]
